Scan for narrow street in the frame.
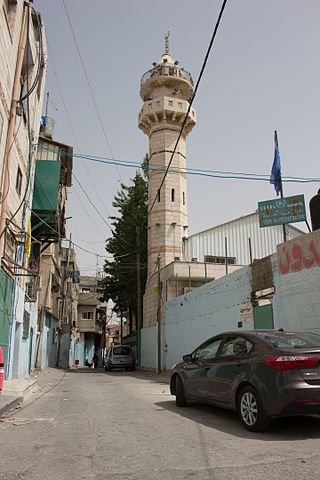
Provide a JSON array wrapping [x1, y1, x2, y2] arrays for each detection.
[[1, 369, 320, 480]]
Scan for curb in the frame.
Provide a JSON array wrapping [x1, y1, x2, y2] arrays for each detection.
[[0, 395, 23, 417]]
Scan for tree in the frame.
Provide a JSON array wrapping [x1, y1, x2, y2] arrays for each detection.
[[99, 169, 148, 331]]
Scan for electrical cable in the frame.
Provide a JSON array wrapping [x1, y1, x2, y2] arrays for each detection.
[[72, 187, 108, 240], [30, 208, 105, 258], [37, 143, 320, 185], [1, 6, 44, 237], [19, 8, 43, 102], [61, 0, 122, 182], [0, 115, 23, 205], [47, 42, 112, 219], [148, 0, 229, 217]]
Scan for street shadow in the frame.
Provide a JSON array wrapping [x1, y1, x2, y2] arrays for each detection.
[[154, 399, 320, 441]]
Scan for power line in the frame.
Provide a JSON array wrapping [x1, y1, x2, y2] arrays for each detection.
[[72, 172, 114, 232], [30, 208, 106, 258], [61, 0, 122, 182], [47, 41, 113, 220], [72, 186, 108, 240], [148, 0, 229, 217], [37, 143, 320, 185]]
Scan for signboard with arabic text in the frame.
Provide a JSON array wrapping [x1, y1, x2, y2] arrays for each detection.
[[258, 195, 306, 228]]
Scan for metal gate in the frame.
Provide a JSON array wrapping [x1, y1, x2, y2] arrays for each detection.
[[253, 304, 274, 329]]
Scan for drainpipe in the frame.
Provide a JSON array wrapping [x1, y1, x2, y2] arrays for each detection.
[[0, 2, 30, 253]]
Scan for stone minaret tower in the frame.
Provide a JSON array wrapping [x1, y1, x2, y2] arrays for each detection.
[[139, 35, 196, 328], [139, 36, 196, 274]]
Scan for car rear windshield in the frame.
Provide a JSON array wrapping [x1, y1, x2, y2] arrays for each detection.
[[113, 346, 131, 355], [257, 332, 320, 349]]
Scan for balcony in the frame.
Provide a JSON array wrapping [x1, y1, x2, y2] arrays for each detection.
[[31, 160, 63, 243]]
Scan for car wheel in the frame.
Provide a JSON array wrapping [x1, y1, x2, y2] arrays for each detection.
[[238, 386, 271, 432], [175, 375, 187, 407]]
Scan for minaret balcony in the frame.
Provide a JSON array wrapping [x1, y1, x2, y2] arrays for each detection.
[[140, 65, 193, 101], [138, 96, 196, 135]]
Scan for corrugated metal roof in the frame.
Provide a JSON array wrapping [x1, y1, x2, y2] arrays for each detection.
[[184, 211, 304, 265]]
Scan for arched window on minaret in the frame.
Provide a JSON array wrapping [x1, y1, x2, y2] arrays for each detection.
[[171, 188, 175, 202], [183, 192, 185, 205], [157, 189, 160, 202]]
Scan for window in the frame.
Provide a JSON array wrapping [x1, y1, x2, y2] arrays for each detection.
[[157, 189, 160, 202], [113, 346, 131, 356], [15, 167, 22, 195], [22, 310, 30, 340], [171, 188, 175, 202], [168, 100, 173, 106], [204, 255, 236, 265], [82, 311, 94, 320], [183, 192, 185, 205], [220, 336, 253, 358], [257, 332, 320, 349], [193, 337, 222, 360]]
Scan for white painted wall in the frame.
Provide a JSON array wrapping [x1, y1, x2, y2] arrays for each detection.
[[271, 255, 320, 333], [141, 326, 157, 369], [8, 285, 38, 379], [164, 266, 253, 369]]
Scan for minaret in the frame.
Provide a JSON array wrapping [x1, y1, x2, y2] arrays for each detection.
[[138, 34, 196, 286]]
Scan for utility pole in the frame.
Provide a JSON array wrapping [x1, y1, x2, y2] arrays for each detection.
[[157, 254, 161, 374], [136, 226, 142, 367]]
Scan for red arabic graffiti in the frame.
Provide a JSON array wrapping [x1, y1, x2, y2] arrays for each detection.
[[278, 234, 320, 275]]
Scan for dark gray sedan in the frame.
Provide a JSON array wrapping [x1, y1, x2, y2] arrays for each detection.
[[170, 330, 320, 431]]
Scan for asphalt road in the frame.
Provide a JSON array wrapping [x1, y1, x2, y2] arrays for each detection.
[[1, 368, 320, 480]]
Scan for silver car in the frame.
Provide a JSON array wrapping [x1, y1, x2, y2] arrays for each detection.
[[105, 345, 136, 372]]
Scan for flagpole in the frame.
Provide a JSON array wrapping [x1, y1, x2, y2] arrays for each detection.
[[275, 130, 287, 243]]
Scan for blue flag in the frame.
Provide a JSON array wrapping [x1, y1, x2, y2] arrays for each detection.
[[270, 130, 282, 196]]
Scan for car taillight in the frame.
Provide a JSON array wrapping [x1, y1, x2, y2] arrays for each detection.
[[264, 355, 319, 371]]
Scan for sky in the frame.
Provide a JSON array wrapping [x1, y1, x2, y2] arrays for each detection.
[[34, 0, 320, 274]]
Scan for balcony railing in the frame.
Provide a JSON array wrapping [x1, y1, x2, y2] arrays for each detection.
[[140, 66, 193, 88]]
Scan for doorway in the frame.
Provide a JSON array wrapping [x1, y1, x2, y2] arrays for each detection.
[[253, 304, 274, 329]]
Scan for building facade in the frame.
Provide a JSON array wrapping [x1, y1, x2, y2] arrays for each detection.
[[0, 1, 47, 379], [184, 212, 303, 265], [76, 275, 106, 367]]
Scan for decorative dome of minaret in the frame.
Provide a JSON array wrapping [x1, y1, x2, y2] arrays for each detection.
[[140, 32, 194, 103]]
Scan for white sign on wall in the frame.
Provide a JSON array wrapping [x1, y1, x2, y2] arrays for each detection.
[[239, 302, 253, 323]]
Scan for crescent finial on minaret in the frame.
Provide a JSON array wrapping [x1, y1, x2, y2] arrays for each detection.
[[164, 31, 170, 54]]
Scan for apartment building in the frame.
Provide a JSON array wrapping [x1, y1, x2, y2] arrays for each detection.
[[0, 1, 47, 379]]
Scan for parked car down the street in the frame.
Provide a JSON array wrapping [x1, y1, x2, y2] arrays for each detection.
[[170, 330, 320, 432], [0, 345, 4, 392], [105, 345, 135, 372]]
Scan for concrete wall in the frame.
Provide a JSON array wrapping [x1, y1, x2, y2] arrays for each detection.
[[271, 255, 320, 332], [59, 333, 70, 369], [164, 266, 253, 369], [160, 245, 320, 371], [41, 313, 57, 368], [141, 326, 157, 370], [9, 285, 38, 379]]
